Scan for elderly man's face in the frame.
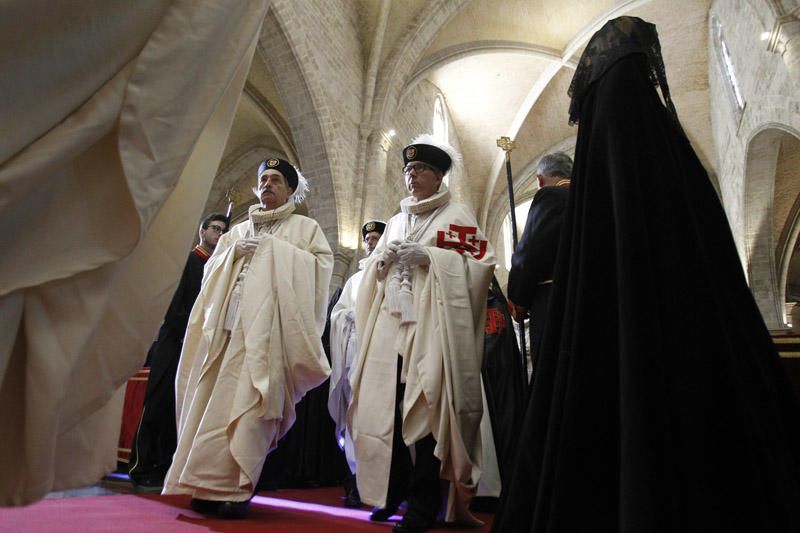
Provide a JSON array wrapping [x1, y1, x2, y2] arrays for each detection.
[[259, 169, 294, 209], [363, 231, 381, 256], [404, 162, 443, 201]]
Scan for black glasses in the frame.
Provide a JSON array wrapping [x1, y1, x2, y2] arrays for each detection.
[[402, 162, 435, 176], [207, 224, 227, 233]]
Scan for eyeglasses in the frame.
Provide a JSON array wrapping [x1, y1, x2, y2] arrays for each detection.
[[206, 224, 227, 233], [402, 162, 435, 176]]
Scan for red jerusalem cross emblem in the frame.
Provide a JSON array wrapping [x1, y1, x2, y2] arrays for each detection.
[[485, 307, 506, 335], [436, 224, 488, 260]]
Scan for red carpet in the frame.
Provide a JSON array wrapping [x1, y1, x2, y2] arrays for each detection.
[[0, 487, 494, 532]]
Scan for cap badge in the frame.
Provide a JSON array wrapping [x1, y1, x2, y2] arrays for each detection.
[[365, 221, 376, 232], [267, 158, 280, 168], [405, 146, 417, 160]]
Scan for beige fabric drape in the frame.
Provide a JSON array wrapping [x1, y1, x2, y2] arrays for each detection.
[[0, 1, 269, 506]]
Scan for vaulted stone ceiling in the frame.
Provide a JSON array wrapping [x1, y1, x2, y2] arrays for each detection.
[[206, 0, 714, 273]]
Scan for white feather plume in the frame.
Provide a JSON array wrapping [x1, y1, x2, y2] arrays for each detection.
[[291, 167, 309, 204]]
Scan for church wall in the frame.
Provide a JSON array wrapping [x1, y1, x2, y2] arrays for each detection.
[[709, 0, 800, 328], [269, 0, 365, 250], [382, 79, 443, 218]]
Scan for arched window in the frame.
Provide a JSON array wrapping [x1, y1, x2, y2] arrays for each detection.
[[502, 198, 533, 270], [712, 17, 745, 119], [432, 94, 449, 185], [433, 94, 448, 143]]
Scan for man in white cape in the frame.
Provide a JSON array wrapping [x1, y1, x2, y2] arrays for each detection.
[[163, 158, 333, 519], [349, 136, 496, 533], [328, 219, 386, 507]]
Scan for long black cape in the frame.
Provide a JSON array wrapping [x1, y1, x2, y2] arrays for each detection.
[[492, 50, 800, 533], [481, 278, 527, 488]]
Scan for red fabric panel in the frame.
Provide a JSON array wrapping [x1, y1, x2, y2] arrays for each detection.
[[117, 367, 150, 463]]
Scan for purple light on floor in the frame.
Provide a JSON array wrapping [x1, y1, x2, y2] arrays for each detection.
[[105, 473, 131, 481], [250, 495, 402, 522]]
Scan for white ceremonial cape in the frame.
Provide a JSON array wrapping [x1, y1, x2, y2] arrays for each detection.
[[0, 1, 268, 505], [164, 203, 333, 500], [328, 265, 365, 473], [349, 187, 495, 522]]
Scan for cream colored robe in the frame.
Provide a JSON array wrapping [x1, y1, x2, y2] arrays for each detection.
[[328, 266, 365, 474], [349, 188, 495, 521], [163, 204, 333, 501], [0, 1, 268, 506]]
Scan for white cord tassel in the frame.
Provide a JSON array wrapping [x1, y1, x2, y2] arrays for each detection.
[[224, 283, 241, 332], [398, 265, 415, 325], [387, 268, 402, 317]]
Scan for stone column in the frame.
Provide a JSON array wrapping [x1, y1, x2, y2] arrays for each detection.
[[331, 248, 355, 291]]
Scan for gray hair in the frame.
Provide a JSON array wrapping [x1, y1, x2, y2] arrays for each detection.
[[535, 152, 573, 179]]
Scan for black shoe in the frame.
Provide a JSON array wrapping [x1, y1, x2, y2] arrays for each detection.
[[189, 498, 220, 514], [370, 504, 399, 522], [344, 486, 362, 508], [217, 500, 250, 519], [131, 477, 163, 492]]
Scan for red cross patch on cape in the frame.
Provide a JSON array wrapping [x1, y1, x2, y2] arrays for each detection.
[[436, 224, 488, 260], [485, 307, 506, 335]]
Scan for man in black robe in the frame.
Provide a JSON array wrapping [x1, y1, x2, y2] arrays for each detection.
[[478, 277, 526, 499], [493, 16, 800, 533], [128, 213, 228, 488], [507, 152, 571, 367]]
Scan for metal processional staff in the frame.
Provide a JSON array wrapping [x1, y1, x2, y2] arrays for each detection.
[[496, 136, 529, 368]]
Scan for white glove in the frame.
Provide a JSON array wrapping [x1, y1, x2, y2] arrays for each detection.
[[234, 238, 260, 259], [382, 240, 402, 265], [397, 241, 430, 266]]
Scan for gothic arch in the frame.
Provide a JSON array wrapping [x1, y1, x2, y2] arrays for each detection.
[[402, 41, 575, 94], [743, 124, 800, 328], [771, 128, 800, 323], [370, 0, 472, 131], [257, 6, 339, 249]]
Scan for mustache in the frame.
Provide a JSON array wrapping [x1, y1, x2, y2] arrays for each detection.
[[251, 185, 274, 197]]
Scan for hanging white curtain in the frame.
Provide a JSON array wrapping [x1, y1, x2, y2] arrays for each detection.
[[0, 0, 270, 505]]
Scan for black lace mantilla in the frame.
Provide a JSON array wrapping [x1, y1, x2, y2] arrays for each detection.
[[567, 16, 678, 125]]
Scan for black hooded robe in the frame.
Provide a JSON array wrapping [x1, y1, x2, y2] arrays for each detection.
[[493, 18, 800, 533]]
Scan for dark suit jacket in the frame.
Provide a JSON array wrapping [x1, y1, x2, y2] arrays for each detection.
[[507, 184, 570, 309]]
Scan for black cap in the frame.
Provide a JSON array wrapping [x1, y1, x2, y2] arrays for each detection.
[[402, 143, 452, 173], [258, 158, 298, 190], [361, 220, 386, 239]]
